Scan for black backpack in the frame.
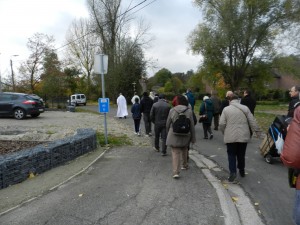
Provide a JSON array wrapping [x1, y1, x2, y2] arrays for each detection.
[[172, 108, 191, 135]]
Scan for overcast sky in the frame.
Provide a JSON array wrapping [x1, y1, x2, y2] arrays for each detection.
[[0, 0, 203, 79]]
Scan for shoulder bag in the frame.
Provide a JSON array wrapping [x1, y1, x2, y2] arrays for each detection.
[[199, 102, 208, 123]]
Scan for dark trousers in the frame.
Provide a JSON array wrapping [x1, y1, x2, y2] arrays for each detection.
[[143, 113, 152, 134], [154, 124, 167, 153], [213, 113, 219, 130], [226, 142, 247, 174], [133, 119, 141, 133], [202, 123, 212, 138]]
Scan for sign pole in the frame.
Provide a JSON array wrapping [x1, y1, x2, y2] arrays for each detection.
[[100, 54, 108, 145]]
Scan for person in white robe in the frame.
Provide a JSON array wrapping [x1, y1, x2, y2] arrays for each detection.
[[116, 93, 128, 118]]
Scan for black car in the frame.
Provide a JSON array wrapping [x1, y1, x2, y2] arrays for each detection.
[[0, 92, 45, 119]]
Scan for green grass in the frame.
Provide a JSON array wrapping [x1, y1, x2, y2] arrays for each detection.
[[254, 112, 277, 133], [255, 104, 287, 111], [254, 104, 287, 132], [96, 132, 132, 146]]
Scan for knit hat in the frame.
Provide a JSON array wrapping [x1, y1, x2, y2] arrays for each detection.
[[203, 96, 209, 101]]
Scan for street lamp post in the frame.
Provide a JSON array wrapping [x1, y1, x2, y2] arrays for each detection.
[[10, 54, 19, 92]]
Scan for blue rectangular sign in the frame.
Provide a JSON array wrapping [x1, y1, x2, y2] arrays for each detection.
[[98, 98, 110, 113]]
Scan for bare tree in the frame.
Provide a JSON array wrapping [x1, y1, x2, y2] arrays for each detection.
[[87, 0, 152, 100], [64, 18, 98, 97], [18, 33, 55, 93]]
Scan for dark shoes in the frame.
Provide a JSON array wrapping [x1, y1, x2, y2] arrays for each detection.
[[209, 134, 213, 139], [228, 173, 237, 182], [204, 137, 208, 139], [161, 152, 167, 156], [239, 170, 245, 177]]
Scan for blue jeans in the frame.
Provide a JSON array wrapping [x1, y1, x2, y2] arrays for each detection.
[[294, 190, 300, 225], [133, 119, 141, 133], [226, 142, 247, 174]]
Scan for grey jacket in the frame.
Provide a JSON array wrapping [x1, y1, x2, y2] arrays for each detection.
[[219, 100, 261, 143], [150, 99, 171, 126], [166, 105, 196, 147]]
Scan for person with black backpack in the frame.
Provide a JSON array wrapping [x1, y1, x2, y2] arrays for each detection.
[[166, 95, 196, 179]]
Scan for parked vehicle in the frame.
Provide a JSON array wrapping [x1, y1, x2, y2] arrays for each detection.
[[70, 94, 86, 106], [29, 94, 44, 103], [0, 92, 45, 119]]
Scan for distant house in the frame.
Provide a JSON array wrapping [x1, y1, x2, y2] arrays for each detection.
[[268, 70, 300, 90], [204, 71, 300, 94]]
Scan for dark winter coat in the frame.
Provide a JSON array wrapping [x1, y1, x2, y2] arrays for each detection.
[[288, 96, 300, 118], [241, 95, 256, 115], [140, 96, 153, 114], [186, 91, 195, 110], [199, 99, 214, 124], [131, 103, 142, 119], [150, 99, 171, 126]]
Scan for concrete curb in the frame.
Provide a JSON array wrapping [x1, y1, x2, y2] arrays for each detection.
[[189, 150, 264, 225]]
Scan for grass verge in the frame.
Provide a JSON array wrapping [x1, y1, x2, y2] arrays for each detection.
[[96, 132, 132, 146]]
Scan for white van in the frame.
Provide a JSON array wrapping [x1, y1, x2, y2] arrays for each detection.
[[71, 94, 86, 106]]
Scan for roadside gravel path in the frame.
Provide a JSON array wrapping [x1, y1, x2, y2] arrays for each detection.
[[0, 110, 152, 153]]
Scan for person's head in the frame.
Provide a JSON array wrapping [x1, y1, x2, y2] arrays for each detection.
[[289, 86, 300, 98], [159, 94, 165, 99], [186, 88, 191, 93], [134, 97, 139, 103], [203, 96, 209, 101], [134, 92, 137, 95], [244, 89, 251, 97], [177, 95, 189, 106], [143, 91, 148, 97], [225, 91, 233, 99], [228, 94, 239, 101]]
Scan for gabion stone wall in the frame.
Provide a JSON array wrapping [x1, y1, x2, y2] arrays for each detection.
[[0, 128, 97, 190]]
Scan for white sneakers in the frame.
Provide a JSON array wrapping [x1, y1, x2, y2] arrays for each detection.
[[173, 174, 179, 179]]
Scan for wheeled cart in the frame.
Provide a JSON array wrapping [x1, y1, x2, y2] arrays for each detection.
[[259, 115, 290, 164], [259, 132, 278, 164]]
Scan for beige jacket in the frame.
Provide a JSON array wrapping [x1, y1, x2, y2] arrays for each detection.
[[219, 100, 261, 143], [166, 105, 196, 147]]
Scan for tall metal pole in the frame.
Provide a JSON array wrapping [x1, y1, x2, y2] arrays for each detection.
[[100, 54, 108, 145]]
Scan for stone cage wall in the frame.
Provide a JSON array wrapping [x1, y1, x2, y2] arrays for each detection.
[[0, 128, 97, 190]]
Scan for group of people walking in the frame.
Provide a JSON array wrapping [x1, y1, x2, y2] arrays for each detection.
[[117, 86, 300, 225], [117, 88, 262, 182]]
